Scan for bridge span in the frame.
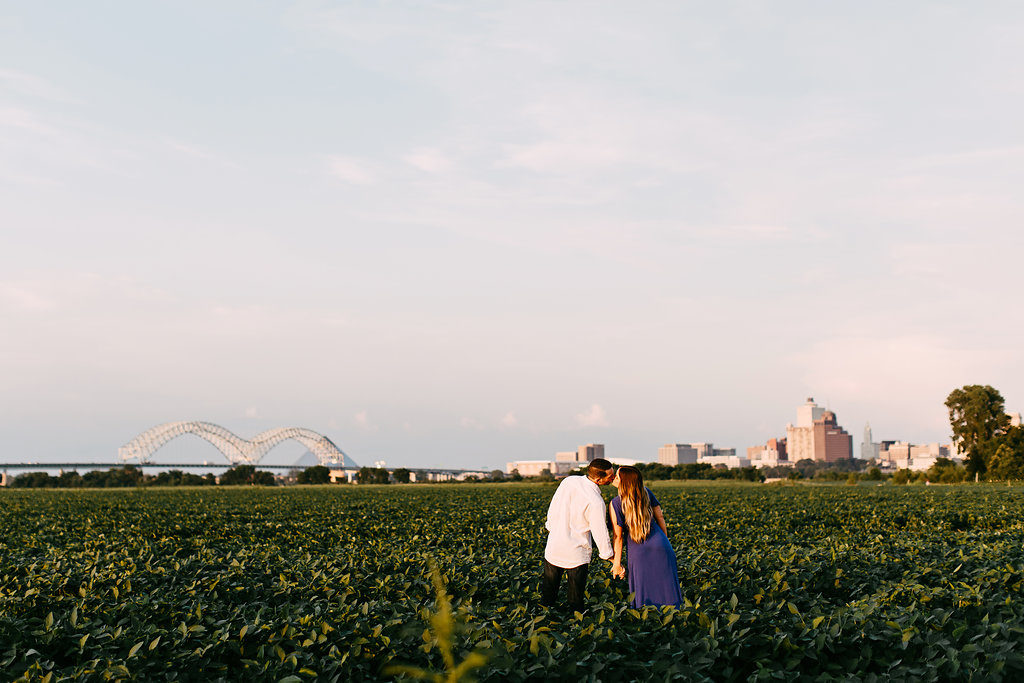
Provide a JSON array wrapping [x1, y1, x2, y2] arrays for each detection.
[[119, 422, 356, 466]]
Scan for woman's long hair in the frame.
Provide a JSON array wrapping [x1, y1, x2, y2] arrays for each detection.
[[617, 466, 652, 544]]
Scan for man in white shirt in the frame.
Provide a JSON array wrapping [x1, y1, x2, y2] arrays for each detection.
[[541, 458, 616, 612]]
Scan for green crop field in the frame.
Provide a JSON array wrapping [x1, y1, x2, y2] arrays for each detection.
[[4, 482, 1024, 681]]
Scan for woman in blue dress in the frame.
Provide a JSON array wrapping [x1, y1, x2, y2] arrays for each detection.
[[609, 466, 683, 608]]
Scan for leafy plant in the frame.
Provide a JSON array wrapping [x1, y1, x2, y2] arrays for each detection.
[[384, 560, 488, 682]]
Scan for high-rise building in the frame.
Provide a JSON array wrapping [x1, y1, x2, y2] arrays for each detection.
[[785, 398, 853, 462], [861, 423, 879, 460], [796, 397, 826, 428], [577, 443, 604, 462]]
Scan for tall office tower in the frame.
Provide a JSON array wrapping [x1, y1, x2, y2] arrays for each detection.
[[813, 411, 853, 462], [577, 443, 605, 462], [796, 397, 826, 428], [861, 423, 880, 460], [659, 444, 699, 465], [786, 398, 853, 462]]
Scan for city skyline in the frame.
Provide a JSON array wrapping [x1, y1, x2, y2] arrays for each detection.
[[3, 3, 1023, 470], [26, 395, 990, 472]]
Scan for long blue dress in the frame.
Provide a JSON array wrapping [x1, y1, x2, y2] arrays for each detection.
[[611, 489, 683, 608]]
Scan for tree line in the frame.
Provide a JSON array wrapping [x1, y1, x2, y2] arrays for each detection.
[[9, 465, 275, 488]]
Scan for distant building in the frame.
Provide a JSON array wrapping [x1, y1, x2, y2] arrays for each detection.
[[455, 471, 490, 481], [662, 442, 739, 466], [701, 454, 750, 468], [659, 444, 698, 465], [877, 441, 957, 471], [861, 423, 880, 460], [747, 437, 789, 467], [506, 460, 576, 477], [680, 443, 742, 467], [797, 399, 826, 429], [329, 468, 356, 483], [507, 443, 606, 477], [785, 398, 853, 462], [1010, 412, 1022, 428]]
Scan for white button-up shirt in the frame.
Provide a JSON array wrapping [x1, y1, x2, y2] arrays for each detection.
[[543, 475, 614, 568]]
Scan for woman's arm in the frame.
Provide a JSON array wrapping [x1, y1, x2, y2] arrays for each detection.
[[653, 505, 668, 537], [609, 502, 625, 578]]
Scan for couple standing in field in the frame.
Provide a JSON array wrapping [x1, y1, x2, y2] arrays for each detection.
[[541, 458, 682, 612]]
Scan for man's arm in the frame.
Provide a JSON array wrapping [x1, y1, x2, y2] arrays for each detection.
[[588, 492, 614, 560]]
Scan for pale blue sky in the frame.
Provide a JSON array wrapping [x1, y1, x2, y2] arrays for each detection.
[[2, 2, 1022, 469]]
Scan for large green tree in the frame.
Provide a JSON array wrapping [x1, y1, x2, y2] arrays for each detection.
[[297, 465, 331, 485], [355, 467, 390, 484], [987, 426, 1024, 480], [945, 385, 1010, 475], [220, 465, 276, 486]]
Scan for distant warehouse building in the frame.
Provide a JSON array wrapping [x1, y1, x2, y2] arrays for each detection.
[[508, 443, 608, 477], [659, 444, 698, 465], [506, 460, 575, 477], [659, 443, 724, 465], [699, 450, 749, 469], [661, 443, 745, 468]]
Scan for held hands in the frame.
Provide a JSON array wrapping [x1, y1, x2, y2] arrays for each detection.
[[610, 563, 626, 580]]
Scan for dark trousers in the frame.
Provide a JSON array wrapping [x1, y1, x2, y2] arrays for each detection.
[[541, 559, 589, 611]]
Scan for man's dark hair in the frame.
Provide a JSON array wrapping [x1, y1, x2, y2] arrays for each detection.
[[587, 458, 614, 480]]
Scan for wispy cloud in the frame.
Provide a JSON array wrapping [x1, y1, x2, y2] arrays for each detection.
[[0, 282, 57, 312], [327, 155, 376, 185], [354, 410, 378, 432], [0, 68, 72, 102], [500, 411, 518, 428], [404, 147, 453, 173], [575, 404, 609, 428], [0, 105, 61, 136]]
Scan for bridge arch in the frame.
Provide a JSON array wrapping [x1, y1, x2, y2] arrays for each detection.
[[118, 422, 357, 467]]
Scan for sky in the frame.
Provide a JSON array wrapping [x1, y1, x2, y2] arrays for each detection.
[[2, 1, 1023, 470]]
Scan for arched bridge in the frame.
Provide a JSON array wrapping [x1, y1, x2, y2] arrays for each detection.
[[118, 422, 357, 467]]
